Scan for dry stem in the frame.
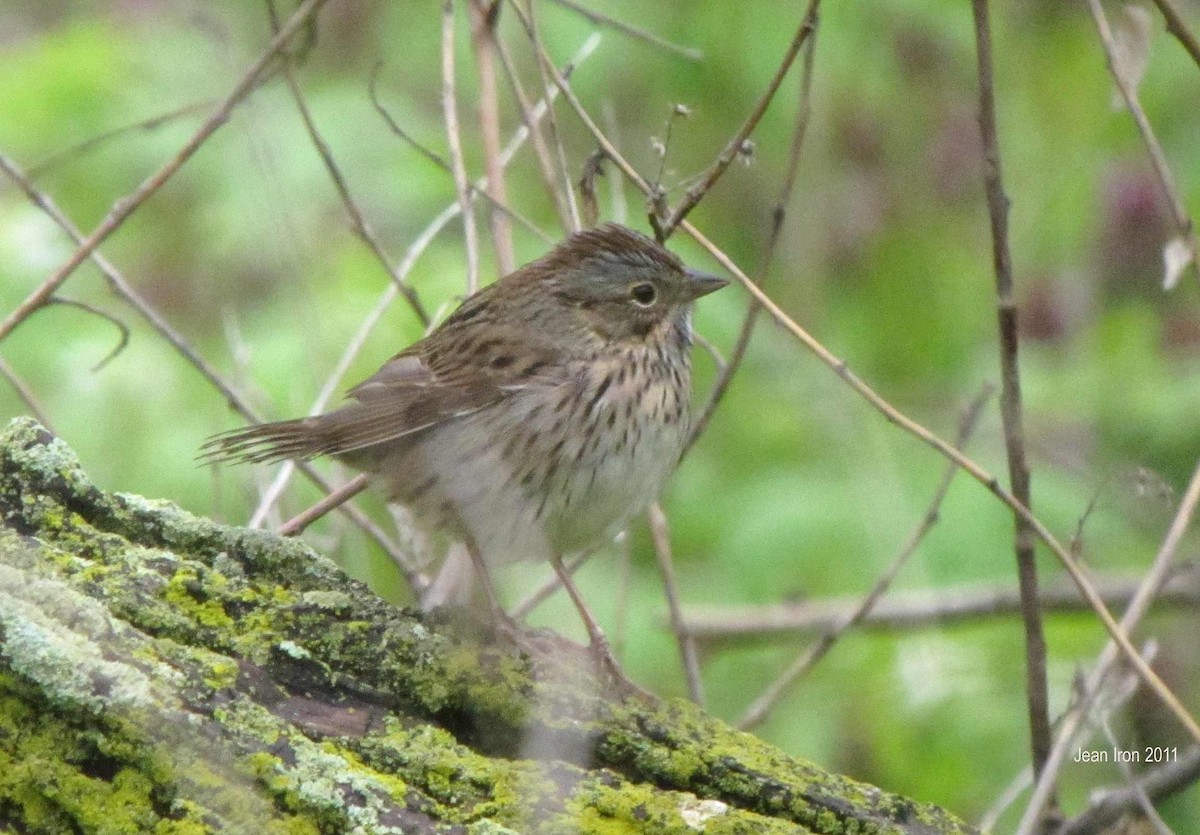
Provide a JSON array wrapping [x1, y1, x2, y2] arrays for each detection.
[[442, 0, 482, 293], [0, 0, 331, 344], [471, 0, 516, 275], [648, 502, 705, 706], [658, 1, 820, 238], [971, 0, 1054, 805], [737, 386, 992, 730], [1087, 0, 1200, 287], [515, 30, 1200, 748]]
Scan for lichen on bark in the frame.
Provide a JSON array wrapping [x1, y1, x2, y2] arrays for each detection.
[[0, 417, 977, 834]]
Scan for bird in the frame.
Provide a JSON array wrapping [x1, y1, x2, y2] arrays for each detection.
[[202, 223, 726, 679]]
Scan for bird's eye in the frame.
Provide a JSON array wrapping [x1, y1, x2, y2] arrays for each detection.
[[630, 282, 657, 306]]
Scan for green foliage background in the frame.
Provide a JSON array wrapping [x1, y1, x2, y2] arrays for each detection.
[[2, 0, 1200, 828]]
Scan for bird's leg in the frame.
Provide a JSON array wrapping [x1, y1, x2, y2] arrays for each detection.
[[549, 551, 637, 692], [463, 538, 518, 635]]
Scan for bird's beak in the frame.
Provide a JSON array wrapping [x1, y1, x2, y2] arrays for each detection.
[[684, 268, 728, 300]]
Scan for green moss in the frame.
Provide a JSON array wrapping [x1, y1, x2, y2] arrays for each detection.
[[0, 684, 180, 833], [201, 658, 239, 691], [162, 567, 235, 631], [1, 418, 976, 834]]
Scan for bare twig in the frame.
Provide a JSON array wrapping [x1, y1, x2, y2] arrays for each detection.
[[0, 152, 408, 579], [495, 37, 574, 234], [684, 20, 819, 455], [600, 102, 628, 226], [45, 297, 130, 371], [521, 3, 1200, 747], [368, 66, 552, 244], [1019, 454, 1200, 833], [0, 357, 53, 431], [612, 531, 632, 659], [442, 0, 481, 293], [511, 550, 591, 621], [737, 386, 991, 730], [470, 0, 516, 275], [512, 0, 581, 231], [1149, 0, 1200, 71], [578, 149, 605, 228], [269, 4, 429, 325], [545, 0, 702, 61], [682, 568, 1200, 641], [1096, 716, 1173, 835], [246, 40, 596, 527], [647, 502, 705, 706], [278, 474, 371, 536], [658, 1, 819, 238], [971, 0, 1054, 801], [649, 104, 689, 200], [0, 0, 330, 344], [1054, 746, 1200, 835], [1086, 0, 1200, 287], [691, 332, 726, 376], [27, 99, 215, 179]]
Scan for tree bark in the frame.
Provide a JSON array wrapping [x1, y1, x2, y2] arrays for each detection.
[[0, 417, 977, 834]]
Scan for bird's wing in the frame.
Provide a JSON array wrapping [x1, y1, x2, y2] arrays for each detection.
[[305, 324, 570, 457], [202, 302, 574, 465]]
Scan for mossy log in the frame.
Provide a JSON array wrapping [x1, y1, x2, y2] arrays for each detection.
[[0, 417, 977, 834]]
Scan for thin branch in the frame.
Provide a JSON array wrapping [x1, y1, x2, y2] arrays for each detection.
[[684, 21, 819, 455], [45, 297, 130, 372], [245, 40, 596, 527], [0, 0, 330, 344], [0, 152, 408, 578], [279, 474, 371, 537], [691, 332, 726, 376], [0, 357, 53, 431], [470, 0, 516, 275], [269, 6, 429, 325], [577, 149, 605, 228], [522, 6, 1200, 748], [600, 102, 628, 226], [494, 35, 574, 234], [972, 0, 1054, 801], [368, 66, 552, 244], [545, 0, 702, 61], [27, 99, 215, 179], [1019, 453, 1200, 833], [737, 386, 991, 730], [647, 502, 705, 706], [657, 1, 819, 238], [1054, 746, 1200, 835], [1096, 716, 1173, 835], [441, 0, 481, 293], [513, 0, 581, 231], [683, 568, 1200, 642], [612, 530, 633, 660], [1149, 0, 1200, 72], [1086, 0, 1200, 287], [511, 550, 591, 621]]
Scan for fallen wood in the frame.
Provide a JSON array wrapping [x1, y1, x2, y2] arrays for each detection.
[[0, 417, 976, 834]]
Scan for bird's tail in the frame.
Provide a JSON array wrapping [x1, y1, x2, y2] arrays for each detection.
[[198, 417, 328, 466]]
